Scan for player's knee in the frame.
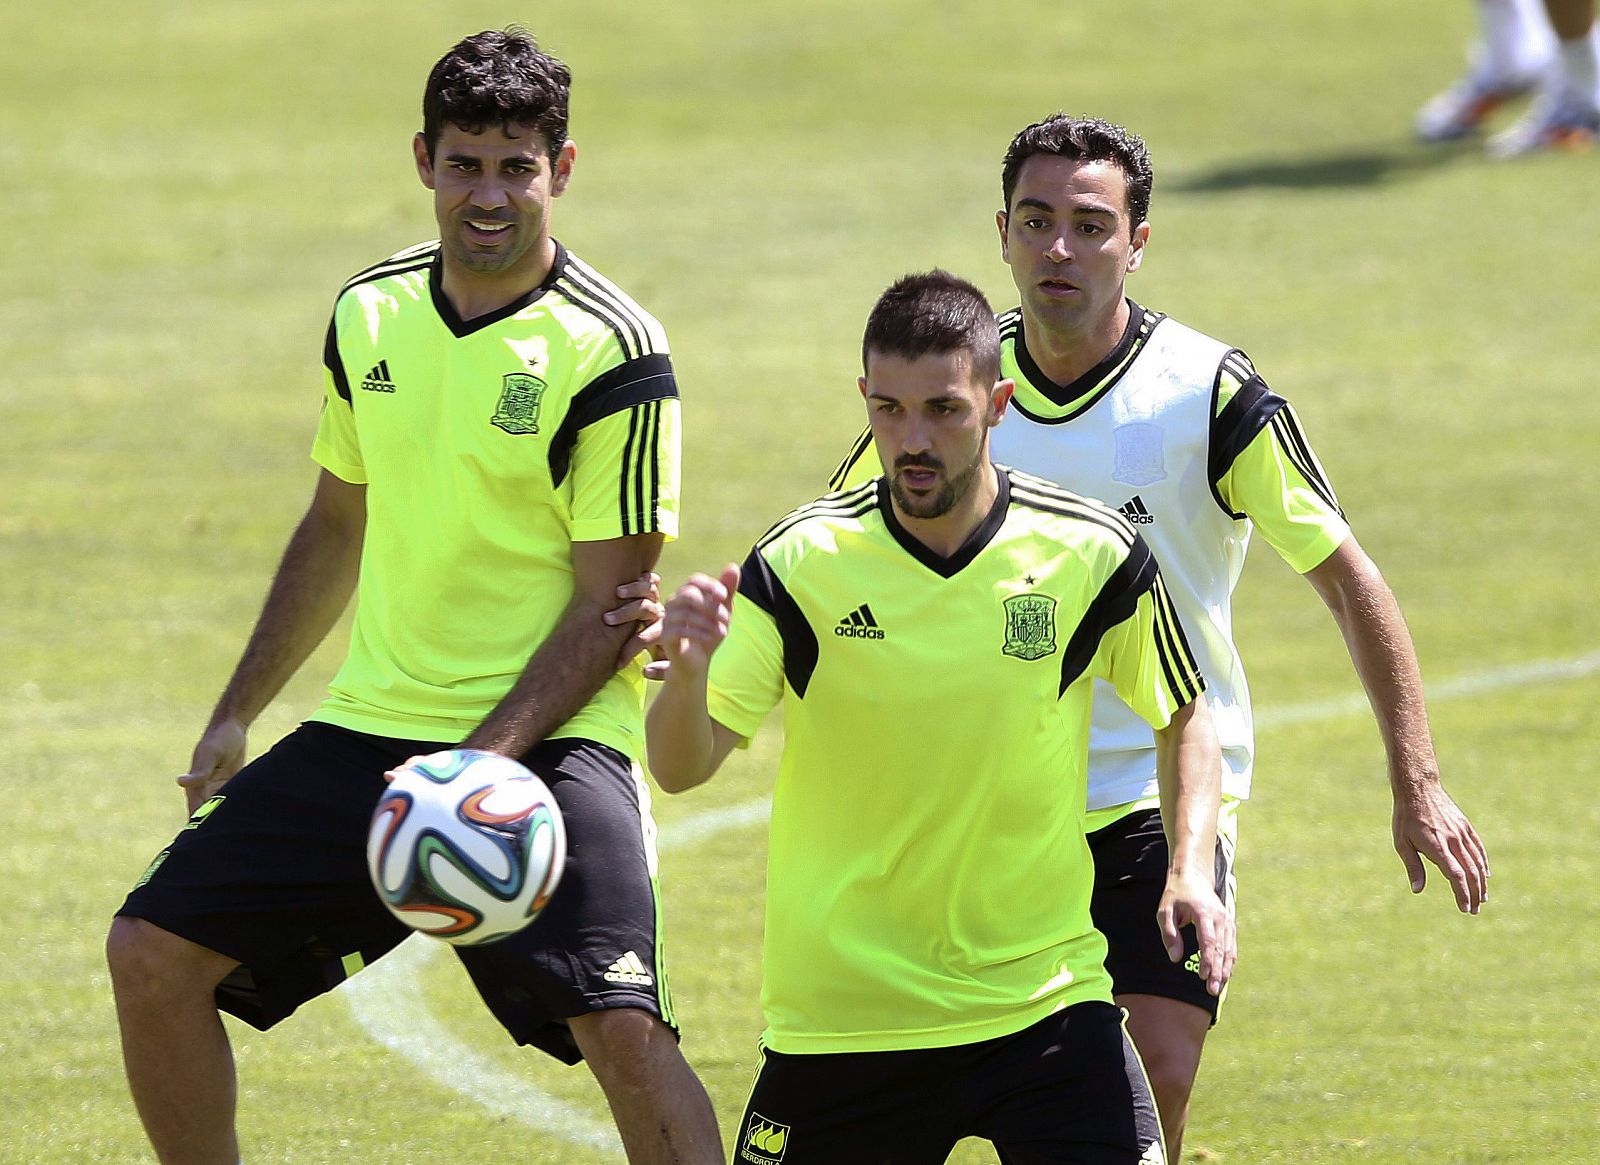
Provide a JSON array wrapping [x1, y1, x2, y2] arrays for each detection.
[[106, 916, 231, 1002], [1139, 1043, 1199, 1112]]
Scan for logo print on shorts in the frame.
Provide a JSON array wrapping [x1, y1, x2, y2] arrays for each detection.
[[602, 950, 654, 986], [183, 794, 226, 831], [491, 372, 546, 434], [133, 850, 170, 890], [1002, 592, 1057, 661], [739, 1113, 790, 1164]]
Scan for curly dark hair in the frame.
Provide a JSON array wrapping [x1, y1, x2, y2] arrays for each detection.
[[861, 270, 1000, 386], [1001, 115, 1153, 230], [422, 27, 570, 162]]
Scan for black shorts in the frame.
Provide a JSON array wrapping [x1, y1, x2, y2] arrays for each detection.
[[736, 1003, 1163, 1165], [1088, 806, 1235, 1022], [117, 721, 675, 1064]]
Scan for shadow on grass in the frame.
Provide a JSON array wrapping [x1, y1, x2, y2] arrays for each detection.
[[1167, 139, 1473, 193]]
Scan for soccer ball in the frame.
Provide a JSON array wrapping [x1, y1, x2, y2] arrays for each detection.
[[366, 749, 567, 946]]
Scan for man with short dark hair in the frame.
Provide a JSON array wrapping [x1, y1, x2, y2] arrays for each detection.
[[106, 28, 723, 1164], [830, 114, 1490, 1159], [650, 270, 1233, 1164]]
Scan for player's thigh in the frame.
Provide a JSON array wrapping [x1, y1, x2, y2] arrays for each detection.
[[973, 1003, 1164, 1165], [1088, 805, 1237, 1022], [114, 721, 421, 1028], [456, 739, 673, 1062], [736, 1044, 961, 1165], [1116, 993, 1210, 1087]]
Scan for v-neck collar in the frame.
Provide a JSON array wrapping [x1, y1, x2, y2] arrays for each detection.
[[877, 467, 1011, 578], [429, 239, 568, 338], [1010, 300, 1155, 421]]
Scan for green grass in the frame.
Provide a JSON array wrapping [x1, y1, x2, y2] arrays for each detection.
[[4, 1, 1597, 1161]]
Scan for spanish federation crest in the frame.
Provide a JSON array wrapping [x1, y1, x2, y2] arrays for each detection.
[[1112, 421, 1166, 487], [491, 372, 546, 435], [1002, 593, 1057, 661]]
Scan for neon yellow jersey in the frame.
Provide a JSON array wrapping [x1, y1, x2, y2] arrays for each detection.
[[309, 240, 680, 757], [707, 470, 1205, 1053], [830, 304, 1352, 811], [830, 305, 1349, 574]]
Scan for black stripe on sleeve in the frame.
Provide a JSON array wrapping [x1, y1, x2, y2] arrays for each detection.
[[1057, 537, 1159, 697], [1208, 372, 1286, 517], [738, 547, 819, 699], [621, 399, 661, 536], [826, 426, 874, 492], [1270, 408, 1345, 519], [323, 314, 352, 403], [1148, 572, 1205, 705], [548, 353, 678, 488], [1054, 534, 1206, 704]]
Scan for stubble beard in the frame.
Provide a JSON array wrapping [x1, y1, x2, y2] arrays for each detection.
[[891, 447, 984, 521]]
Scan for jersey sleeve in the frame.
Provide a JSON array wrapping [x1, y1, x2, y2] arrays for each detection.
[[827, 425, 880, 492], [1210, 359, 1350, 574], [310, 309, 367, 484], [566, 351, 682, 543], [705, 546, 789, 740], [1078, 535, 1207, 731]]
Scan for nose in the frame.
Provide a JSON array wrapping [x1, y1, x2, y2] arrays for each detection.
[[901, 413, 933, 454], [1045, 233, 1072, 263], [469, 171, 508, 210]]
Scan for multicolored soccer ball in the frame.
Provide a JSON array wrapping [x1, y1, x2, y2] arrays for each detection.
[[366, 749, 567, 946]]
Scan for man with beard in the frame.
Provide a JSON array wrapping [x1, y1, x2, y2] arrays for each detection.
[[647, 270, 1233, 1164]]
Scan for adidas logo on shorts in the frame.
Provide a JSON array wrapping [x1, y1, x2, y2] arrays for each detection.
[[602, 950, 654, 985]]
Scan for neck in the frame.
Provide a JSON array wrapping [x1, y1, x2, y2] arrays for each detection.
[[439, 235, 557, 322], [893, 461, 1000, 558], [1021, 296, 1130, 386]]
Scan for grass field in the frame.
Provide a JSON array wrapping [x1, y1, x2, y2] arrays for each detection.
[[5, 1, 1599, 1161]]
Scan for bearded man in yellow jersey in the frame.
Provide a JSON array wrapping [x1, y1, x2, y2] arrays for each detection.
[[650, 270, 1235, 1165]]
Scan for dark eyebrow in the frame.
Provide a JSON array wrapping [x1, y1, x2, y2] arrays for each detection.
[[1013, 195, 1119, 219], [1071, 201, 1119, 218], [865, 389, 964, 407], [442, 152, 540, 167]]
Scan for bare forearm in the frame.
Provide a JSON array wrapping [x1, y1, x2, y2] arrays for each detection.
[[463, 601, 633, 757], [645, 668, 718, 793], [211, 507, 361, 728], [1308, 542, 1439, 792], [1155, 699, 1221, 879]]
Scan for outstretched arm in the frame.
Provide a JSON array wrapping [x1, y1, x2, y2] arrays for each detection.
[[1305, 537, 1490, 913], [645, 565, 745, 793], [180, 470, 366, 811], [1153, 696, 1236, 997]]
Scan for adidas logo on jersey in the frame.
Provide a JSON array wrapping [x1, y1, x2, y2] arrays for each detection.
[[602, 950, 654, 986], [360, 360, 396, 392], [1118, 495, 1154, 524], [834, 604, 885, 639]]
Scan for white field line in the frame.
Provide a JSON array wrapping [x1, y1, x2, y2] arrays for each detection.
[[342, 647, 1599, 1146]]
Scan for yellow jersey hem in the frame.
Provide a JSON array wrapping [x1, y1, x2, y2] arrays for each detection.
[[759, 985, 1112, 1055]]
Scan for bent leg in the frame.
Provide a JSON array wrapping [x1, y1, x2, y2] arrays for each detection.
[[570, 1007, 724, 1165], [107, 916, 241, 1165], [1117, 993, 1210, 1160]]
